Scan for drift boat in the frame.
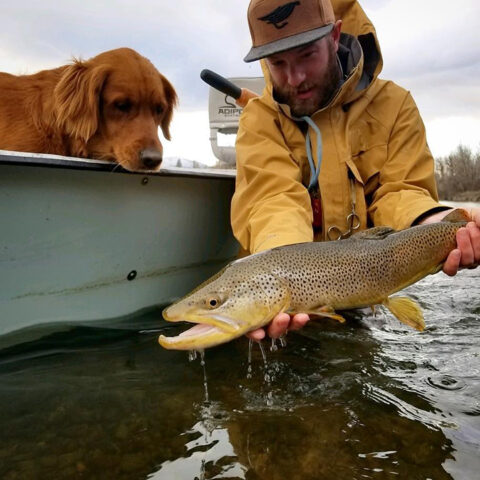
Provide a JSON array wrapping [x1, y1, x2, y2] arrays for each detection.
[[0, 150, 238, 339]]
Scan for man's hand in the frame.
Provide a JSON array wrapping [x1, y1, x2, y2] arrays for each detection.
[[419, 207, 480, 276], [246, 312, 310, 341]]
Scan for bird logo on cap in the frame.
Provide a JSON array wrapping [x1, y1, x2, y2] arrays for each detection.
[[258, 1, 301, 29]]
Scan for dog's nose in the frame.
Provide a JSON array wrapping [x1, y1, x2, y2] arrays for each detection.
[[140, 148, 163, 170]]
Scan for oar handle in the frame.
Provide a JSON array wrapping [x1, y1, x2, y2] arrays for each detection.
[[200, 69, 258, 108]]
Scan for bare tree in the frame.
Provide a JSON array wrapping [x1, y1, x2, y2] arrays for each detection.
[[435, 145, 480, 201]]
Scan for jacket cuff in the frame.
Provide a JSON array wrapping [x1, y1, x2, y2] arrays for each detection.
[[412, 205, 453, 225], [402, 200, 451, 228]]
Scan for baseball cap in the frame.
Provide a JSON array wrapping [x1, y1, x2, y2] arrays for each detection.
[[244, 0, 335, 63]]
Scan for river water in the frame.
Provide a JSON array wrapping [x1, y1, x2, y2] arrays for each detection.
[[1, 215, 479, 479]]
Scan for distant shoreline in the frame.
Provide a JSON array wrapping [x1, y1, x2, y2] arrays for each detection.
[[440, 190, 480, 203]]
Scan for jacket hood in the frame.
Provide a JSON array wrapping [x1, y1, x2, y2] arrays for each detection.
[[260, 0, 383, 109]]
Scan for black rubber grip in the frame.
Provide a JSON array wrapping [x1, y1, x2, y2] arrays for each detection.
[[200, 69, 241, 99]]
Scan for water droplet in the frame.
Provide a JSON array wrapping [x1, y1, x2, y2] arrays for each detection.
[[258, 341, 267, 366], [199, 350, 209, 404], [247, 339, 253, 378], [199, 459, 206, 480]]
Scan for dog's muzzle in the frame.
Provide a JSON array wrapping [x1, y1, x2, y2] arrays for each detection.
[[140, 148, 163, 170]]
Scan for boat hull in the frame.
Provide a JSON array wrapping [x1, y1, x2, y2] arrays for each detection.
[[0, 152, 238, 338]]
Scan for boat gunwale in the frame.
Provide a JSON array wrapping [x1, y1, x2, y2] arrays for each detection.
[[0, 150, 236, 180]]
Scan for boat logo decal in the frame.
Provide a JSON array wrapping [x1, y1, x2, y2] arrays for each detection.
[[218, 95, 242, 118]]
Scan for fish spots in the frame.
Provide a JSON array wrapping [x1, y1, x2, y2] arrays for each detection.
[[166, 221, 464, 330]]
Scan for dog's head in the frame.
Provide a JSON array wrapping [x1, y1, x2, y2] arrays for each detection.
[[54, 48, 178, 171]]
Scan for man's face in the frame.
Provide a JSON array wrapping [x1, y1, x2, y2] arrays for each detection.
[[265, 34, 341, 117]]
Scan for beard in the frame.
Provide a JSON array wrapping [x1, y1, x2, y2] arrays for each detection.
[[272, 39, 342, 117]]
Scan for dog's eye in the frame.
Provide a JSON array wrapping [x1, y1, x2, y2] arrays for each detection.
[[155, 105, 164, 115], [115, 101, 132, 113]]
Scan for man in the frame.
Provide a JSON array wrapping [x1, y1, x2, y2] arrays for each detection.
[[231, 0, 480, 340]]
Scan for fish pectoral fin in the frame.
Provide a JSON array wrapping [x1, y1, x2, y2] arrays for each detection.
[[279, 291, 292, 315], [306, 306, 346, 324], [427, 264, 444, 276], [382, 296, 425, 332], [351, 226, 396, 240]]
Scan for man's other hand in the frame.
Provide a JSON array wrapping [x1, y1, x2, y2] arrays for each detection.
[[420, 207, 480, 276]]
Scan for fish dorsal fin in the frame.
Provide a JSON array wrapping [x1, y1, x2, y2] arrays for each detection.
[[442, 208, 470, 223], [351, 226, 396, 240]]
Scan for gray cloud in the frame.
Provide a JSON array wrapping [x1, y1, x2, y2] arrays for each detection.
[[0, 0, 262, 109], [0, 0, 478, 126]]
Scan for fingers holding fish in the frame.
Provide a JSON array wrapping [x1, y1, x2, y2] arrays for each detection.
[[467, 221, 480, 262], [463, 207, 480, 258], [246, 312, 310, 342], [267, 312, 310, 337], [443, 249, 462, 277], [466, 206, 480, 263], [285, 313, 310, 331], [246, 312, 290, 341], [246, 327, 267, 341], [433, 207, 479, 276], [443, 222, 480, 276], [442, 221, 480, 276], [466, 207, 480, 227], [457, 226, 475, 264]]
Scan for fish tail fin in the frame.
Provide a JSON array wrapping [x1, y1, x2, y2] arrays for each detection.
[[442, 208, 470, 223], [383, 296, 425, 332]]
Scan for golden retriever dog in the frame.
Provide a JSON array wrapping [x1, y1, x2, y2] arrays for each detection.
[[0, 47, 177, 171]]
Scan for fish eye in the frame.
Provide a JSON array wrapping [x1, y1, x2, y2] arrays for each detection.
[[206, 296, 220, 309]]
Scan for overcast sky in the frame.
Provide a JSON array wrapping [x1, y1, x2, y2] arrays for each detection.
[[1, 0, 479, 165]]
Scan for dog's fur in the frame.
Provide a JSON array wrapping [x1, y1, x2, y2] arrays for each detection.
[[0, 48, 177, 171]]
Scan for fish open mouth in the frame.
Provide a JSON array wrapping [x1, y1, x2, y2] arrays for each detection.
[[158, 322, 237, 350], [177, 323, 221, 338], [163, 306, 241, 334]]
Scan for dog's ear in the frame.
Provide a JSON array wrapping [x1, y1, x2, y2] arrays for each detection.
[[54, 59, 109, 144], [160, 74, 178, 141]]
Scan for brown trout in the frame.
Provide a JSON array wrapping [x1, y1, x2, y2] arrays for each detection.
[[159, 211, 470, 350]]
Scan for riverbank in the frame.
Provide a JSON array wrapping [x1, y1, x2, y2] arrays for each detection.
[[442, 190, 480, 202]]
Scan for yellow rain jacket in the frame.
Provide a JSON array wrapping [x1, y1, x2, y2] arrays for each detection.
[[231, 0, 447, 254]]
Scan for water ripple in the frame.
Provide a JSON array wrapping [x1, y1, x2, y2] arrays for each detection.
[[426, 375, 466, 391]]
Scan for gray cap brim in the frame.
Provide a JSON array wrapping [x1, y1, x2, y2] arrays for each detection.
[[244, 24, 334, 63]]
